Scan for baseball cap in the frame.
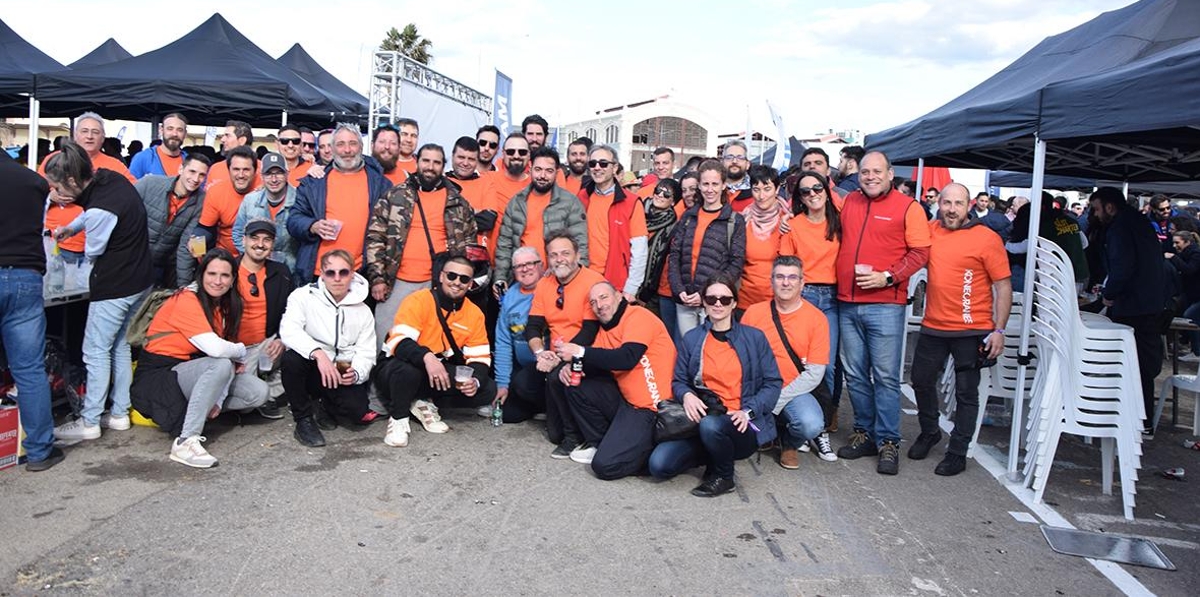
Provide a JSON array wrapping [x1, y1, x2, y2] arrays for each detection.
[[244, 219, 276, 238], [261, 152, 288, 174]]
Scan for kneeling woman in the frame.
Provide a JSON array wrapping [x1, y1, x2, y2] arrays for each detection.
[[648, 273, 781, 496], [131, 249, 269, 468]]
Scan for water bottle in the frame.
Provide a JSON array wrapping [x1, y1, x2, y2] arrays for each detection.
[[490, 400, 503, 427], [46, 244, 66, 294]]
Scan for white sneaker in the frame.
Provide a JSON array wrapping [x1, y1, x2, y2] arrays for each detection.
[[798, 442, 811, 453], [475, 404, 493, 418], [170, 436, 218, 468], [384, 417, 411, 447], [410, 400, 449, 433], [55, 418, 101, 441], [569, 443, 597, 464], [532, 412, 548, 421], [810, 432, 838, 462], [100, 412, 131, 431]]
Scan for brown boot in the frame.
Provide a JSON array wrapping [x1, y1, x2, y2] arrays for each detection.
[[828, 407, 839, 433], [779, 447, 800, 470]]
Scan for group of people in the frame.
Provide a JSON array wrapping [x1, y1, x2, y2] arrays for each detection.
[[10, 109, 1163, 500]]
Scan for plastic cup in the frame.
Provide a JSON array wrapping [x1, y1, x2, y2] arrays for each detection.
[[854, 263, 874, 275], [455, 366, 474, 391], [258, 350, 273, 373], [327, 219, 344, 241], [188, 235, 207, 258]]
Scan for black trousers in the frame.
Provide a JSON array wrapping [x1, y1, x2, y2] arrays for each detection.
[[281, 349, 370, 422], [566, 376, 656, 480], [503, 364, 547, 423], [375, 357, 495, 418], [910, 333, 986, 456], [1109, 313, 1164, 428], [545, 365, 580, 445]]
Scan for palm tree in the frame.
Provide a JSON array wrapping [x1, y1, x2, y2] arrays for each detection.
[[380, 24, 432, 64]]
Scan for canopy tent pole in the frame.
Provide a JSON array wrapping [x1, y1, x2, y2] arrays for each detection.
[[27, 96, 39, 169], [915, 157, 925, 198], [1008, 135, 1047, 479], [281, 110, 288, 127]]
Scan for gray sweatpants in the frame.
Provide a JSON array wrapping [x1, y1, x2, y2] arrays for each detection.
[[374, 279, 430, 350], [175, 357, 269, 439]]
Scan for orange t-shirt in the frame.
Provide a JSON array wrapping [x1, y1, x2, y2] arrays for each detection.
[[287, 160, 314, 187], [167, 191, 187, 224], [489, 171, 532, 211], [691, 208, 721, 274], [383, 168, 407, 186], [455, 175, 501, 260], [739, 228, 782, 307], [44, 203, 86, 253], [562, 173, 585, 197], [701, 333, 743, 411], [145, 290, 225, 361], [205, 160, 262, 191], [780, 216, 840, 284], [593, 305, 676, 410], [741, 300, 830, 384], [396, 159, 417, 177], [586, 192, 649, 277], [529, 267, 605, 342], [397, 188, 448, 282], [317, 169, 371, 273], [519, 190, 553, 263], [198, 181, 249, 256], [158, 146, 183, 178], [237, 263, 268, 345], [923, 222, 1011, 332]]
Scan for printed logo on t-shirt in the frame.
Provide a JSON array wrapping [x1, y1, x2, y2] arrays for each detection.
[[873, 215, 893, 221], [961, 268, 975, 324]]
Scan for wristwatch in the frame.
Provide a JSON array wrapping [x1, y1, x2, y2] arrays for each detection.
[[744, 408, 755, 420], [884, 271, 895, 286]]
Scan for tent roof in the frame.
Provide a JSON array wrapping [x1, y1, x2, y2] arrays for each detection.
[[865, 0, 1200, 183], [989, 170, 1200, 198], [33, 14, 344, 127], [278, 43, 368, 119], [0, 18, 65, 115], [69, 38, 133, 69]]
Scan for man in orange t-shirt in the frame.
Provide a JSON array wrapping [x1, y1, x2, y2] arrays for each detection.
[[578, 144, 648, 301], [446, 136, 501, 259], [206, 120, 262, 190], [276, 124, 313, 186], [370, 123, 406, 185], [196, 146, 256, 257], [908, 183, 1011, 477], [552, 281, 675, 478]]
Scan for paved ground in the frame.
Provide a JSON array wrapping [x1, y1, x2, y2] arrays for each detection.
[[3, 392, 1192, 596]]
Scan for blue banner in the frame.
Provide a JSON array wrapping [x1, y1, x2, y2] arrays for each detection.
[[493, 70, 512, 134]]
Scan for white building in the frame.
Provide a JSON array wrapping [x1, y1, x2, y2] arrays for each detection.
[[555, 96, 719, 175]]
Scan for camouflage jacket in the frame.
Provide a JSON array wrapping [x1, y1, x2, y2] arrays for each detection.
[[365, 177, 478, 287]]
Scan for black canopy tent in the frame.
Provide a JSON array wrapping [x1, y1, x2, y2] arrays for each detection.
[[0, 18, 65, 116], [34, 14, 345, 128], [68, 38, 133, 69], [278, 43, 368, 121], [989, 170, 1200, 199]]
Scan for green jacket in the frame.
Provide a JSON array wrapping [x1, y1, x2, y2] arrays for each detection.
[[365, 177, 477, 287], [495, 184, 588, 283]]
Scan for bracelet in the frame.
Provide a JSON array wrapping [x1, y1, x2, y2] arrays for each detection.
[[993, 329, 1005, 335]]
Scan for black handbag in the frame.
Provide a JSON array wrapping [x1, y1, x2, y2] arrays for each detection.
[[653, 399, 698, 443]]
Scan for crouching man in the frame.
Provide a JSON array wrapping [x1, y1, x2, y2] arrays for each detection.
[[376, 253, 497, 447], [553, 282, 676, 479]]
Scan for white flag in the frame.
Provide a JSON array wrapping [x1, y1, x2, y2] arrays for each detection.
[[767, 101, 789, 170]]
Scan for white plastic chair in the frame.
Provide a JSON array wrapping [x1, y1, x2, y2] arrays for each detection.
[[1154, 375, 1200, 435]]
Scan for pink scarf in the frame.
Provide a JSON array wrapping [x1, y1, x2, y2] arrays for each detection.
[[744, 198, 789, 240]]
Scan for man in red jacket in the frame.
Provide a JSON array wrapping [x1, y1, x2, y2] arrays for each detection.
[[834, 151, 931, 475]]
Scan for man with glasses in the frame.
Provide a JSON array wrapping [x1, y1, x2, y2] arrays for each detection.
[[578, 144, 648, 303], [299, 127, 317, 162], [376, 254, 497, 446], [276, 124, 313, 186], [722, 141, 753, 212], [234, 219, 294, 419], [475, 125, 501, 173], [489, 133, 532, 209], [366, 143, 478, 346], [129, 112, 188, 179], [136, 153, 211, 287], [524, 231, 605, 458], [489, 247, 548, 422], [234, 153, 299, 273], [921, 187, 940, 220], [494, 146, 589, 295], [1148, 194, 1180, 252]]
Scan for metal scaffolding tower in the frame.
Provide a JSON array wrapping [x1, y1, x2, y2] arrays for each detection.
[[369, 51, 491, 132]]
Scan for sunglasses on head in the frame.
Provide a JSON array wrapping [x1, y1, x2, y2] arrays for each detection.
[[505, 148, 529, 156], [247, 272, 259, 297], [703, 295, 734, 306], [477, 139, 497, 149], [323, 268, 352, 279], [443, 271, 473, 284], [587, 159, 615, 169], [278, 138, 302, 146], [798, 184, 825, 196]]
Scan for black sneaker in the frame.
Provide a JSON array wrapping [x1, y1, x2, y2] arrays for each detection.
[[690, 476, 736, 497], [877, 441, 900, 475], [256, 399, 285, 420], [837, 429, 879, 460], [294, 416, 327, 447], [907, 431, 942, 460], [935, 453, 967, 476], [550, 438, 580, 459], [26, 446, 66, 472], [314, 407, 338, 431]]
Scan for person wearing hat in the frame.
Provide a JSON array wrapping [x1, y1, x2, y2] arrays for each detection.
[[233, 152, 299, 272], [576, 144, 648, 303], [236, 218, 295, 418]]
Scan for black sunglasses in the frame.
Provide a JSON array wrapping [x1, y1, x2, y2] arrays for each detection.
[[278, 138, 302, 146], [654, 189, 675, 199], [703, 295, 734, 306], [302, 142, 316, 149], [478, 139, 497, 149], [247, 272, 259, 297], [322, 268, 352, 279], [556, 284, 565, 309], [443, 271, 473, 284], [505, 148, 529, 156], [587, 159, 615, 169], [798, 184, 826, 196]]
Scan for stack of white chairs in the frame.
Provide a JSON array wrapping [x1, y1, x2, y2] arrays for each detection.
[[1024, 238, 1144, 520]]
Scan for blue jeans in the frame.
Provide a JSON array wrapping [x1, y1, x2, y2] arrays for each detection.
[[779, 392, 825, 448], [839, 302, 905, 446], [0, 269, 54, 461], [802, 284, 841, 405], [648, 413, 757, 480], [81, 289, 148, 425], [1184, 300, 1200, 356], [657, 296, 679, 344]]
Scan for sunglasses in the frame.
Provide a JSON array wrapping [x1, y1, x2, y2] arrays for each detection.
[[323, 268, 352, 279], [703, 295, 734, 306], [587, 159, 615, 169], [925, 194, 937, 199], [505, 148, 529, 156], [654, 189, 675, 199], [443, 271, 473, 284], [556, 284, 565, 310], [477, 139, 497, 149], [278, 138, 302, 146], [302, 142, 316, 149], [798, 184, 825, 196], [247, 272, 259, 297]]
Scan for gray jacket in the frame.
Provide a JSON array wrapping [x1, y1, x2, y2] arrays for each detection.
[[233, 186, 298, 272], [495, 184, 588, 283], [135, 174, 204, 286]]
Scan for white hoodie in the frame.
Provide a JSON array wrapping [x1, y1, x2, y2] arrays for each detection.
[[279, 273, 377, 383]]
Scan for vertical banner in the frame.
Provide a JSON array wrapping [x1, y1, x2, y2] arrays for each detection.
[[493, 70, 513, 134], [767, 101, 789, 170]]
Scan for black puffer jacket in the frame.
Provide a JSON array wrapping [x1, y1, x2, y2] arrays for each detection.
[[667, 204, 746, 300]]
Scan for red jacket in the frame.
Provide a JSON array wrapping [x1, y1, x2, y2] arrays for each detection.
[[836, 188, 931, 304]]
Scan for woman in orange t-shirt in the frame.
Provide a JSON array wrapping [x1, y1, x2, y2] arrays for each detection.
[[738, 165, 787, 309], [131, 250, 267, 469], [640, 178, 682, 341]]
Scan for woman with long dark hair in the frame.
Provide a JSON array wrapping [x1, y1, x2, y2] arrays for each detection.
[[131, 249, 268, 468], [640, 177, 683, 340]]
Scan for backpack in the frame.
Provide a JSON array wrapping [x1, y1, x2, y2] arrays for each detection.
[[125, 288, 179, 348]]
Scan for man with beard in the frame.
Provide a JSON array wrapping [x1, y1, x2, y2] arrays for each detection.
[[908, 184, 1011, 476], [577, 144, 648, 302], [551, 281, 675, 478], [561, 137, 592, 196], [365, 143, 478, 345], [835, 151, 931, 475], [475, 125, 501, 174], [136, 154, 211, 286], [376, 254, 496, 447], [196, 146, 257, 257], [488, 133, 532, 210], [494, 146, 588, 293], [836, 145, 864, 195], [522, 114, 550, 152], [637, 147, 675, 199], [289, 123, 393, 283], [130, 113, 188, 179], [446, 137, 501, 258], [722, 141, 753, 211], [206, 120, 262, 190], [371, 123, 406, 185], [276, 124, 313, 186]]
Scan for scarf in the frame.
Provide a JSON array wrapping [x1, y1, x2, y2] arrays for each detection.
[[639, 204, 679, 300], [744, 199, 788, 240]]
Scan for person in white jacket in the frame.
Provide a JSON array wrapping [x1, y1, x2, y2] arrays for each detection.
[[280, 249, 378, 447]]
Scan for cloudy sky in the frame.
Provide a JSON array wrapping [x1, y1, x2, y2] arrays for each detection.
[[6, 0, 1133, 137]]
